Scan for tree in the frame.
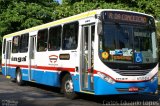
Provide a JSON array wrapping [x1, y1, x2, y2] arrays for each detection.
[[156, 22, 160, 61], [0, 0, 59, 62], [0, 0, 160, 62], [157, 22, 160, 36], [0, 0, 58, 36]]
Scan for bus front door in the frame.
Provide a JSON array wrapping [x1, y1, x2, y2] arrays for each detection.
[[81, 25, 95, 91], [29, 35, 36, 81], [5, 41, 11, 76]]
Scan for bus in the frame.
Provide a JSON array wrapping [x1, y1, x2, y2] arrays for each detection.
[[1, 9, 158, 99]]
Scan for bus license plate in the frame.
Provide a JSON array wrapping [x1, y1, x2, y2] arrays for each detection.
[[129, 87, 139, 92]]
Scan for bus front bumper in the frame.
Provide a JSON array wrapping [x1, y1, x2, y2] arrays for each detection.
[[94, 76, 158, 95]]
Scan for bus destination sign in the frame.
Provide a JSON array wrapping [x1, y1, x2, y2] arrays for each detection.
[[103, 11, 149, 24]]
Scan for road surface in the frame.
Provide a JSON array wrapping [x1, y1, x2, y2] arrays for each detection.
[[0, 73, 160, 106]]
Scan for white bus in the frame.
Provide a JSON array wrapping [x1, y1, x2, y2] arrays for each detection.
[[1, 9, 158, 99]]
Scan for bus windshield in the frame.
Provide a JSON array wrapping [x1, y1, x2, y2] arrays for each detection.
[[99, 23, 158, 64]]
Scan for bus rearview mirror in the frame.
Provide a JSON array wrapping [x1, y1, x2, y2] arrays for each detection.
[[97, 22, 102, 36]]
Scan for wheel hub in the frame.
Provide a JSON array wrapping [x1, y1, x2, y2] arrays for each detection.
[[17, 72, 20, 82], [65, 80, 73, 93]]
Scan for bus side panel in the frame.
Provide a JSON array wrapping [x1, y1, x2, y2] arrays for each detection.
[[21, 68, 29, 81], [32, 70, 42, 82], [31, 70, 60, 87], [1, 66, 5, 75], [43, 71, 60, 87], [72, 74, 80, 92], [9, 67, 16, 79], [1, 66, 16, 79]]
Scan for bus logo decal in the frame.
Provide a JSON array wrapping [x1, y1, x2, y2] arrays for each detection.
[[49, 55, 58, 63], [11, 56, 27, 62]]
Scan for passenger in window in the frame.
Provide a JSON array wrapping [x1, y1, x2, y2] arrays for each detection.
[[38, 32, 47, 51], [63, 31, 70, 49], [69, 35, 76, 49], [12, 37, 19, 53], [64, 32, 76, 49]]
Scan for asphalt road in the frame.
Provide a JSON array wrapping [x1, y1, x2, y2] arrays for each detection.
[[0, 73, 160, 106]]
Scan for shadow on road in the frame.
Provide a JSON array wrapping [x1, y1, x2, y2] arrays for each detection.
[[22, 82, 160, 105]]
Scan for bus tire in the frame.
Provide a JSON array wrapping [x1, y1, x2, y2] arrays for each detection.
[[61, 74, 77, 99], [16, 68, 24, 86]]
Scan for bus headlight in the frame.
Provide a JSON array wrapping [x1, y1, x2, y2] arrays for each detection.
[[150, 74, 158, 83], [97, 72, 116, 84]]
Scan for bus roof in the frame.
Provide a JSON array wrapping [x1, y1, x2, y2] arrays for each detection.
[[3, 9, 153, 39]]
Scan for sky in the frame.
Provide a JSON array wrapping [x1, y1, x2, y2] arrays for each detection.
[[56, 0, 62, 4]]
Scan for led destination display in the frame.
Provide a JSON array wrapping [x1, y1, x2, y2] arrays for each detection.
[[102, 11, 154, 25]]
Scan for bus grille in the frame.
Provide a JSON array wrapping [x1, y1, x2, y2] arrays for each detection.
[[113, 69, 151, 76]]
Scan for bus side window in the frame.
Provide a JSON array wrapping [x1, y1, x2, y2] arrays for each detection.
[[12, 36, 20, 53], [37, 29, 48, 52], [20, 33, 29, 53], [62, 21, 79, 50], [2, 39, 6, 54], [48, 26, 61, 51]]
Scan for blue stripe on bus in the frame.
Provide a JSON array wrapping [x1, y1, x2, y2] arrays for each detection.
[[72, 74, 80, 92], [1, 67, 15, 77], [1, 67, 5, 75], [2, 66, 157, 95], [32, 70, 60, 87], [1, 66, 80, 92]]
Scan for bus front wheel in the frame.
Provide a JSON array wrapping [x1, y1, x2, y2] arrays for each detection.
[[61, 74, 77, 99], [16, 68, 24, 86]]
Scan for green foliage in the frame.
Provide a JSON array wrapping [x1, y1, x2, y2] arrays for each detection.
[[0, 0, 58, 62], [156, 22, 160, 61], [157, 22, 160, 36], [56, 0, 160, 20], [0, 0, 160, 62], [0, 0, 159, 36], [61, 0, 160, 19], [55, 1, 129, 19], [0, 0, 58, 36]]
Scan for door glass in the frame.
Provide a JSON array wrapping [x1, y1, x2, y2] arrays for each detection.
[[30, 36, 35, 59], [6, 41, 11, 59], [29, 36, 36, 81], [82, 27, 89, 89], [91, 25, 95, 90], [3, 39, 6, 54], [82, 25, 95, 90]]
